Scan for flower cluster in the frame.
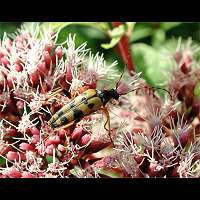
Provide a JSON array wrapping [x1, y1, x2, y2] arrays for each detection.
[[91, 38, 200, 178], [0, 25, 119, 178], [1, 25, 200, 178]]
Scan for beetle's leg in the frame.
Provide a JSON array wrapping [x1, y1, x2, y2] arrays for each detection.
[[48, 87, 63, 99], [101, 107, 115, 147], [54, 120, 76, 131], [54, 118, 80, 131]]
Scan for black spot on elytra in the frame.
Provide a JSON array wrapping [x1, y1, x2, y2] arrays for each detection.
[[57, 110, 64, 117], [69, 101, 76, 109], [88, 103, 94, 109], [81, 97, 88, 105], [60, 116, 69, 124], [51, 123, 57, 128], [73, 108, 84, 119]]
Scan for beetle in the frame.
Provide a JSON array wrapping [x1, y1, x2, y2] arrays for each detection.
[[47, 72, 171, 146], [48, 89, 120, 145]]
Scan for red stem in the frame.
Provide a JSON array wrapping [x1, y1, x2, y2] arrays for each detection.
[[112, 22, 135, 75]]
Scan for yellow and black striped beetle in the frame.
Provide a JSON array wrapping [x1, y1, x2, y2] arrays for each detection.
[[48, 88, 120, 145], [48, 72, 171, 146], [48, 71, 127, 146]]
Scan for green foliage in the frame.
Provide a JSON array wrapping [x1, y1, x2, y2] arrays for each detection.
[[132, 43, 172, 85], [46, 155, 59, 164], [101, 24, 126, 49], [1, 22, 200, 89], [194, 82, 200, 97], [0, 156, 6, 165], [0, 22, 21, 39]]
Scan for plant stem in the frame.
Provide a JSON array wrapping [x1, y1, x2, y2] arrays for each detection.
[[112, 22, 135, 75]]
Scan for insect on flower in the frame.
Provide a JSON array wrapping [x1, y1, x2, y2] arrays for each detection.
[[48, 71, 171, 147]]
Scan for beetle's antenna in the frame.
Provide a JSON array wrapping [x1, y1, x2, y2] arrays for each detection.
[[124, 86, 172, 99], [115, 66, 125, 90]]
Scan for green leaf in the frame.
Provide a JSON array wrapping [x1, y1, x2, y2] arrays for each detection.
[[194, 82, 200, 97], [0, 22, 21, 39], [160, 22, 182, 31], [109, 24, 126, 37], [152, 29, 166, 48], [101, 37, 121, 49], [101, 25, 126, 49], [70, 166, 82, 177], [125, 22, 136, 35], [40, 22, 109, 35], [46, 155, 59, 164], [130, 25, 153, 42], [132, 43, 173, 86], [40, 22, 70, 32], [95, 168, 123, 178], [0, 156, 6, 165]]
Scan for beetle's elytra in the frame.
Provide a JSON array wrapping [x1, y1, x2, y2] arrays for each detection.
[[48, 88, 120, 129]]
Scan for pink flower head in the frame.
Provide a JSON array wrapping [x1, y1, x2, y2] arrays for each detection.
[[3, 167, 22, 178]]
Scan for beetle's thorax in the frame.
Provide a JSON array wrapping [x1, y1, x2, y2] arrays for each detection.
[[97, 89, 120, 105]]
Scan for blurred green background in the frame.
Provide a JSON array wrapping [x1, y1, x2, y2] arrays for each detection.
[[1, 22, 200, 87]]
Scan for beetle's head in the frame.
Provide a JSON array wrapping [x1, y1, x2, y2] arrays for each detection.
[[110, 89, 120, 100]]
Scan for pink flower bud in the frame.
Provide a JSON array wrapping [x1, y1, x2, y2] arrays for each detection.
[[180, 63, 190, 74], [58, 76, 70, 91], [131, 127, 144, 134], [7, 75, 16, 89], [120, 111, 132, 118], [134, 155, 144, 164], [21, 171, 35, 178], [5, 128, 18, 138], [5, 167, 22, 178], [16, 100, 25, 110], [5, 38, 12, 48], [7, 151, 26, 161], [174, 51, 182, 63], [80, 134, 91, 146], [0, 146, 13, 155], [37, 62, 48, 76], [44, 140, 54, 147], [39, 82, 51, 93], [51, 47, 63, 65], [57, 144, 65, 152], [0, 175, 7, 178], [70, 158, 78, 166], [180, 51, 192, 74], [171, 166, 179, 177], [7, 151, 19, 161], [65, 65, 73, 83], [16, 41, 24, 49], [16, 35, 23, 42], [71, 127, 84, 141], [19, 143, 35, 152], [147, 162, 164, 177], [179, 131, 189, 147], [29, 126, 40, 135], [29, 71, 39, 87], [45, 144, 55, 155], [45, 135, 60, 146], [55, 47, 63, 60], [87, 139, 110, 153], [84, 81, 97, 89], [1, 56, 9, 67], [14, 63, 23, 72], [45, 43, 54, 53], [31, 135, 40, 144], [43, 51, 51, 68], [116, 81, 129, 95], [0, 51, 4, 58], [0, 71, 6, 85], [58, 129, 68, 139]]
